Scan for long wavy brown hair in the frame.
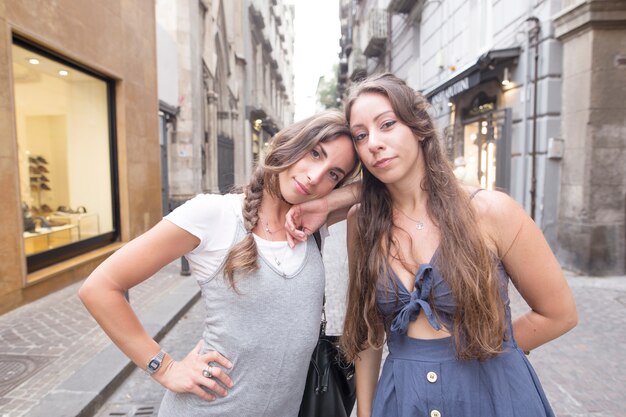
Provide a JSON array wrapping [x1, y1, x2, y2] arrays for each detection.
[[340, 73, 505, 361], [223, 110, 359, 290]]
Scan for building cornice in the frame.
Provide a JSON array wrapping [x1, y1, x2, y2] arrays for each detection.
[[553, 0, 626, 40]]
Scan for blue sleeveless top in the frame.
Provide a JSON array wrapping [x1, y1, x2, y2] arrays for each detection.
[[377, 248, 511, 336]]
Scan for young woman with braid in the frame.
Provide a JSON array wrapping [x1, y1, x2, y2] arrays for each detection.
[[286, 74, 577, 417], [79, 110, 359, 417]]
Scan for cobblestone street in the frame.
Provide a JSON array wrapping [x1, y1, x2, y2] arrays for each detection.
[[0, 262, 197, 417]]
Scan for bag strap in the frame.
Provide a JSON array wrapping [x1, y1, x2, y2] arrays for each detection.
[[312, 231, 328, 336], [469, 188, 484, 200], [312, 230, 322, 252], [320, 295, 327, 336]]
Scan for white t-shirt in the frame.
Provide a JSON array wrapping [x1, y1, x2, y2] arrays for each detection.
[[164, 193, 328, 279]]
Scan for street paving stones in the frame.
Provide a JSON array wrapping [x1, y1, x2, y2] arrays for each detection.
[[0, 261, 198, 417]]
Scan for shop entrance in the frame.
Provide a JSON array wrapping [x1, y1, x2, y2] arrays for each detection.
[[12, 40, 118, 273], [217, 134, 234, 194], [448, 93, 511, 191], [159, 107, 176, 215], [461, 110, 510, 190]]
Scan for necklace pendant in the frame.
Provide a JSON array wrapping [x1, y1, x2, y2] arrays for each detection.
[[415, 221, 425, 230], [275, 258, 281, 266]]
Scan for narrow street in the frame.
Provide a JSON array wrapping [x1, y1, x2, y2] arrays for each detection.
[[2, 1, 625, 417]]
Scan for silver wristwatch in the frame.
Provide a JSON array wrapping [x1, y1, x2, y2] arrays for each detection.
[[146, 350, 166, 375]]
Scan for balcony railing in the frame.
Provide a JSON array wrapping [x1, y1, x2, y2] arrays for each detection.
[[364, 9, 387, 57], [387, 0, 419, 14], [348, 48, 367, 80]]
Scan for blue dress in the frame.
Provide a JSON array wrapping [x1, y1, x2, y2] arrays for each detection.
[[373, 251, 555, 417]]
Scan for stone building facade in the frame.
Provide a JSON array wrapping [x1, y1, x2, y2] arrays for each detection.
[[157, 0, 295, 208], [0, 0, 296, 314], [339, 0, 625, 275], [552, 0, 626, 275], [0, 1, 161, 313]]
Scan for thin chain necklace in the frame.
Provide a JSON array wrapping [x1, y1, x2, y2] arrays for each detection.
[[394, 206, 425, 230], [260, 218, 288, 276], [262, 219, 284, 236]]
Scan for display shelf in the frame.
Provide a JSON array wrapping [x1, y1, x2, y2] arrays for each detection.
[[49, 212, 100, 239], [24, 224, 79, 255]]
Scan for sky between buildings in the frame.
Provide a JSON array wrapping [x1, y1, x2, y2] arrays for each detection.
[[288, 0, 341, 121]]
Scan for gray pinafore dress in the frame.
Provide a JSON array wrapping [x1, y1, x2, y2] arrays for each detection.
[[373, 254, 556, 417], [158, 218, 325, 417]]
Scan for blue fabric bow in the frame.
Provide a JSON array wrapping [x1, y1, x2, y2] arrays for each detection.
[[390, 264, 441, 334]]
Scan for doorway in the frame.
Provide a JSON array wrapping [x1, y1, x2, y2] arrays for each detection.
[[460, 108, 511, 191]]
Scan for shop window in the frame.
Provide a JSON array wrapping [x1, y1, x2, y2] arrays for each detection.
[[12, 40, 118, 275], [448, 99, 511, 192], [463, 119, 497, 190]]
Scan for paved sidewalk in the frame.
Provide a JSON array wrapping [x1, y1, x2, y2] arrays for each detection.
[[0, 261, 199, 417], [509, 272, 626, 417]]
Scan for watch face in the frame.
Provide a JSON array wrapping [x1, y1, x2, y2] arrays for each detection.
[[148, 359, 160, 371]]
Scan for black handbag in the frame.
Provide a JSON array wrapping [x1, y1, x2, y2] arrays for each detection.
[[298, 297, 356, 417]]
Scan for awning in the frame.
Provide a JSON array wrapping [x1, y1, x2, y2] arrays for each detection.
[[423, 47, 521, 104]]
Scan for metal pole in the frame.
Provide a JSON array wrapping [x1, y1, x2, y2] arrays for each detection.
[[386, 9, 392, 71], [180, 256, 191, 276], [527, 17, 540, 220]]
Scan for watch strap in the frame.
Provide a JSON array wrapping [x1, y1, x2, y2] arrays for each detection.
[[146, 350, 166, 375]]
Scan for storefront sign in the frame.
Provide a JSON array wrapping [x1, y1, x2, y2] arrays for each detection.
[[428, 70, 480, 104], [431, 77, 469, 104]]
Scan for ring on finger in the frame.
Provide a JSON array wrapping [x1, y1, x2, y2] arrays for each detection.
[[202, 364, 213, 379]]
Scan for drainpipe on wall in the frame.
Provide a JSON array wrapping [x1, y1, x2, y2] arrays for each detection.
[[526, 16, 540, 221], [386, 9, 392, 71]]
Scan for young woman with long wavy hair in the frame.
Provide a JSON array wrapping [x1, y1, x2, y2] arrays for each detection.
[[79, 110, 359, 417], [343, 73, 577, 417], [286, 73, 577, 417]]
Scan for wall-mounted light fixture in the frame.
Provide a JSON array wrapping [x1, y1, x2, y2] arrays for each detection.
[[501, 67, 510, 86]]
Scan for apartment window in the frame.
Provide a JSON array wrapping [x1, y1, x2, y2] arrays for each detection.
[[12, 39, 118, 274]]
